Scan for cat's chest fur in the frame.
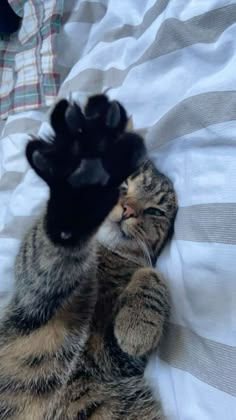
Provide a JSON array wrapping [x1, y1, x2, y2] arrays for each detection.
[[77, 245, 142, 369], [94, 244, 141, 332]]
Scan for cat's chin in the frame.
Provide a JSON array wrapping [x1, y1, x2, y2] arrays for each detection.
[[97, 219, 129, 248]]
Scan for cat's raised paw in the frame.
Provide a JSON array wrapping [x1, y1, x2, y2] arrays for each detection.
[[25, 95, 147, 244], [26, 94, 147, 190]]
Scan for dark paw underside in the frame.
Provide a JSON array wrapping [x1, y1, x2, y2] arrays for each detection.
[[26, 94, 145, 188], [26, 94, 147, 244]]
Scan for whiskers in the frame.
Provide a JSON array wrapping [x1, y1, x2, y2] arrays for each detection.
[[98, 218, 153, 267], [128, 225, 153, 267], [135, 236, 153, 267]]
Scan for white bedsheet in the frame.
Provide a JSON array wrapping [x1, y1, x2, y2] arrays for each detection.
[[1, 1, 236, 419]]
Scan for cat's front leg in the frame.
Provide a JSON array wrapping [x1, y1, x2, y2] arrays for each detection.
[[26, 95, 146, 245], [114, 268, 169, 357], [0, 95, 146, 420]]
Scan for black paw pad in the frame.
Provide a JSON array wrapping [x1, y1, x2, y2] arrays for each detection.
[[85, 94, 128, 133], [65, 102, 85, 134], [69, 158, 109, 188], [105, 101, 121, 128], [26, 94, 147, 191], [26, 140, 54, 183], [50, 99, 70, 137]]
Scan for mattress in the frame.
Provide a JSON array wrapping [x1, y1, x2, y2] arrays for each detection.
[[0, 1, 236, 419]]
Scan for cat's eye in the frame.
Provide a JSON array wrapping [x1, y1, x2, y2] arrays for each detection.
[[144, 207, 164, 217]]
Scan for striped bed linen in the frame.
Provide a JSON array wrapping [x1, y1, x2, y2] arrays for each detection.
[[1, 1, 236, 418]]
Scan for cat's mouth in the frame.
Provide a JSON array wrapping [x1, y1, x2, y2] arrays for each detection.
[[113, 218, 131, 240], [108, 205, 135, 241]]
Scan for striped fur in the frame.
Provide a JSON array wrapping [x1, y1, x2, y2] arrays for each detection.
[[0, 96, 177, 419]]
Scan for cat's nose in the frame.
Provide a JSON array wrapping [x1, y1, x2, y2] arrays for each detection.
[[122, 204, 136, 219]]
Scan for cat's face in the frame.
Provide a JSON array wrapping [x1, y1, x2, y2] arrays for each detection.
[[98, 160, 177, 264]]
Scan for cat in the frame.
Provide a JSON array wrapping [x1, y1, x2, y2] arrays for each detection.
[[0, 94, 177, 420]]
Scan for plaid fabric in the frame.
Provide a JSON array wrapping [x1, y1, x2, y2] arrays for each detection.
[[0, 0, 64, 120]]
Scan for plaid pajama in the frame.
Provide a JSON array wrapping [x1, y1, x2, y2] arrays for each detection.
[[0, 0, 64, 120]]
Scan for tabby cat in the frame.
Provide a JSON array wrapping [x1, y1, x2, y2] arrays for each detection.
[[0, 94, 177, 419]]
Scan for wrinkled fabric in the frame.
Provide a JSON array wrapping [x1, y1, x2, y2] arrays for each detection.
[[1, 1, 236, 419]]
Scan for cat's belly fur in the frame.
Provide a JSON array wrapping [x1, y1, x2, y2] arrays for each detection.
[[51, 260, 161, 419], [51, 332, 158, 420]]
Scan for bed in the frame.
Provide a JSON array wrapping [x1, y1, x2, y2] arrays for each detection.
[[1, 1, 236, 419]]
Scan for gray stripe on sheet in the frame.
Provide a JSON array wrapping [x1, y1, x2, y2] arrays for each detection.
[[3, 118, 42, 136], [159, 323, 236, 396], [103, 0, 169, 42], [3, 202, 236, 243], [62, 1, 106, 24], [0, 172, 24, 191], [135, 3, 236, 65], [175, 203, 236, 244], [60, 4, 236, 94], [148, 91, 236, 147], [0, 215, 40, 240]]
